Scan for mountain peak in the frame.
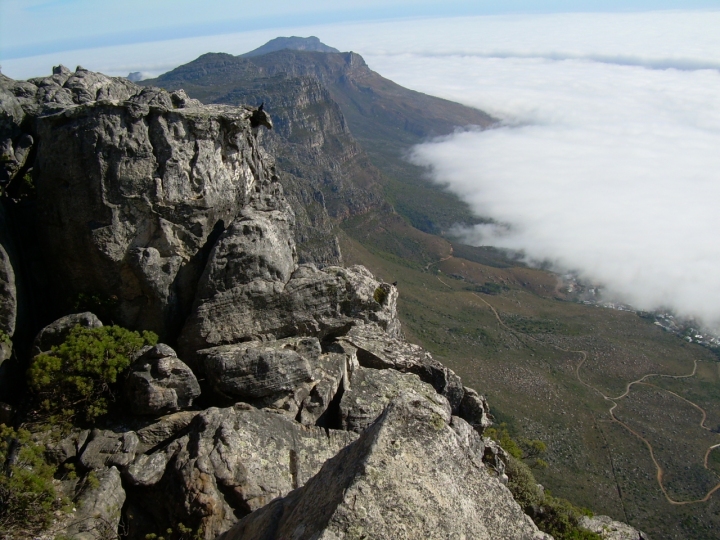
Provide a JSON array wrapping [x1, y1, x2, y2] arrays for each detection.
[[241, 36, 340, 57]]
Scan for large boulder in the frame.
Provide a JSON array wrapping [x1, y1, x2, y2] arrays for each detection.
[[124, 344, 200, 415], [78, 429, 139, 470], [218, 390, 549, 540], [31, 311, 102, 355], [340, 366, 441, 433], [64, 466, 126, 540], [125, 404, 358, 538], [7, 66, 278, 339], [200, 337, 319, 400], [179, 232, 400, 359]]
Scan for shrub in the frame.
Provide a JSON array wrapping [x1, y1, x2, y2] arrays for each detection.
[[373, 287, 387, 305], [27, 325, 157, 425], [0, 425, 63, 537], [485, 424, 601, 540], [505, 455, 543, 509]]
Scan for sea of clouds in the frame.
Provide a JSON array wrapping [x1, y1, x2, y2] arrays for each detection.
[[4, 10, 720, 329]]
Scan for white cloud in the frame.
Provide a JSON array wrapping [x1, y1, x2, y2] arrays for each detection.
[[385, 49, 720, 329]]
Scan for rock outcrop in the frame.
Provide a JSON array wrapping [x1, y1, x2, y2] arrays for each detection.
[[579, 515, 648, 540], [218, 390, 549, 540], [0, 66, 558, 540]]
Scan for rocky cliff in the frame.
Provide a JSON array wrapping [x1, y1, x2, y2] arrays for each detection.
[[0, 66, 555, 539]]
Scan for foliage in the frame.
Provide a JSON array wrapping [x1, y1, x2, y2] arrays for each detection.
[[27, 325, 157, 425], [484, 423, 522, 459], [72, 293, 120, 325], [373, 286, 387, 305], [145, 523, 203, 540], [533, 495, 599, 540], [505, 455, 543, 509], [0, 330, 11, 348], [485, 424, 600, 540], [465, 281, 506, 295], [0, 425, 63, 538]]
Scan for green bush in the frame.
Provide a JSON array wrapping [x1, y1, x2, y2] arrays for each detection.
[[534, 495, 599, 540], [485, 424, 601, 540], [0, 425, 63, 537], [27, 325, 157, 425], [373, 287, 387, 305], [505, 456, 543, 509]]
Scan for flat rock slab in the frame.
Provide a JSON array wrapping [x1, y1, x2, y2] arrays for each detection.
[[340, 366, 442, 433], [340, 322, 465, 412], [200, 337, 319, 400]]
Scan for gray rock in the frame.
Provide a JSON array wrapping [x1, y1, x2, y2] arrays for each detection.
[[200, 337, 318, 400], [0, 205, 18, 338], [459, 386, 493, 435], [145, 404, 358, 537], [134, 410, 199, 451], [340, 366, 442, 432], [124, 449, 174, 488], [79, 429, 139, 470], [340, 322, 465, 412], [295, 345, 356, 427], [124, 344, 200, 415], [31, 312, 102, 356], [64, 466, 126, 540], [218, 390, 548, 540], [180, 262, 400, 361], [26, 70, 278, 339], [44, 428, 90, 465], [579, 515, 648, 540]]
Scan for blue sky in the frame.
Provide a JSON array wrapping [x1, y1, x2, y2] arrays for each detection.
[[2, 0, 719, 61]]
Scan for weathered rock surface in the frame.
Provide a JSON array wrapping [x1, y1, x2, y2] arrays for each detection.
[[79, 429, 139, 470], [459, 385, 494, 435], [180, 263, 399, 360], [218, 390, 549, 540], [124, 344, 200, 415], [200, 337, 318, 399], [31, 311, 102, 355], [0, 65, 279, 340], [340, 322, 465, 412], [129, 404, 358, 538], [340, 365, 441, 433], [579, 515, 648, 540], [0, 243, 15, 340], [63, 466, 126, 540]]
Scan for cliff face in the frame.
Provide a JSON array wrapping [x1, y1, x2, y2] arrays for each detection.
[[0, 67, 549, 540], [146, 53, 386, 266]]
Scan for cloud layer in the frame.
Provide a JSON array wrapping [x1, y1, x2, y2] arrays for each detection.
[[363, 19, 720, 328]]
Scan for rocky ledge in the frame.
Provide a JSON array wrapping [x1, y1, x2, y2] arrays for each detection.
[[0, 66, 551, 539]]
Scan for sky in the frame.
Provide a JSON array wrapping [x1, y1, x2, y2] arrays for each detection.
[[2, 2, 720, 329]]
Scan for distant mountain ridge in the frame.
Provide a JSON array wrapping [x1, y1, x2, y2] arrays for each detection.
[[143, 38, 494, 238], [241, 36, 340, 57]]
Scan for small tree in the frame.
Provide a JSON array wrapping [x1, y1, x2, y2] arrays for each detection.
[[27, 325, 157, 425]]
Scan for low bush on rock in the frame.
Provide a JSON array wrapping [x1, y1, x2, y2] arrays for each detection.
[[27, 325, 157, 425], [486, 424, 601, 540], [0, 425, 63, 538]]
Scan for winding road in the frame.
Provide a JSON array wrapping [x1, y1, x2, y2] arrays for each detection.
[[451, 280, 720, 505]]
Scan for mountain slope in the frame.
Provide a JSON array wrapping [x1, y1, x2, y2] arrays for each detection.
[[143, 48, 493, 234]]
